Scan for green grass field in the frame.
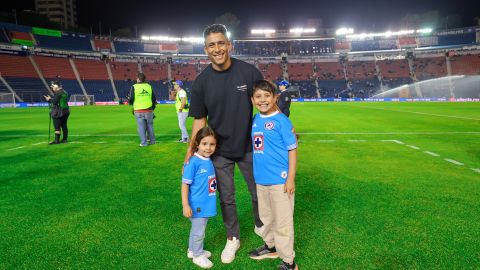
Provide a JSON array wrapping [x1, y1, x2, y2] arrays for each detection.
[[1, 102, 479, 269]]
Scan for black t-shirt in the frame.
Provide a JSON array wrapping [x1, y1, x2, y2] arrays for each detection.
[[189, 58, 263, 159], [278, 90, 291, 117]]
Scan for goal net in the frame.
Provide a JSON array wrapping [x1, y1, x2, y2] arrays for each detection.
[[69, 94, 95, 105], [0, 93, 15, 108]]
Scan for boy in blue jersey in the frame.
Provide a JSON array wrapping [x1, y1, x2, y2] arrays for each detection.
[[249, 80, 299, 270], [182, 127, 218, 269]]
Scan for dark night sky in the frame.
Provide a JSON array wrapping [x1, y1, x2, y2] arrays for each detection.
[[3, 0, 480, 36]]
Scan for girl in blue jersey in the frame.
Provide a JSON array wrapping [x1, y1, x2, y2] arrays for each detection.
[[249, 80, 299, 270], [182, 127, 217, 269]]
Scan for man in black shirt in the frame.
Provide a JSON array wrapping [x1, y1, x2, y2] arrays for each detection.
[[186, 24, 264, 264]]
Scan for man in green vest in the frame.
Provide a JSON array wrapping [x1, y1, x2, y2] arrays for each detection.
[[129, 72, 157, 147], [173, 80, 189, 143]]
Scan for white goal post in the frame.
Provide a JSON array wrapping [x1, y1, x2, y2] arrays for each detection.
[[69, 94, 95, 105], [0, 93, 16, 108]]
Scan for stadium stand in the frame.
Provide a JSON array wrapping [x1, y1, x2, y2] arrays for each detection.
[[93, 37, 113, 51], [288, 62, 314, 80], [142, 62, 168, 81], [171, 62, 197, 81], [35, 33, 92, 51], [345, 60, 377, 80], [450, 54, 480, 75], [34, 55, 76, 80], [74, 58, 114, 101], [113, 40, 144, 53], [258, 62, 283, 81], [413, 56, 447, 80], [316, 61, 344, 80]]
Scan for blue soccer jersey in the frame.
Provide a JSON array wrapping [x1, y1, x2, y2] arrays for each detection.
[[182, 153, 217, 218], [252, 111, 297, 185]]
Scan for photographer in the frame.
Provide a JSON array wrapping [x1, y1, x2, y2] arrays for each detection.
[[44, 81, 70, 145]]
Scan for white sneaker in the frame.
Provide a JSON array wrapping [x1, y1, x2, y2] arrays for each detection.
[[254, 225, 265, 238], [187, 249, 212, 259], [192, 254, 213, 269], [221, 237, 240, 263]]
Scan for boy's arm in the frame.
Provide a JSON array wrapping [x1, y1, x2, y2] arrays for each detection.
[[284, 148, 297, 195], [181, 183, 192, 218]]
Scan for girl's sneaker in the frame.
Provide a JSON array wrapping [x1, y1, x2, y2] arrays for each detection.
[[192, 254, 213, 269], [187, 249, 212, 259], [278, 260, 298, 270]]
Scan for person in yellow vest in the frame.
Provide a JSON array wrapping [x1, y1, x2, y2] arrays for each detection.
[[129, 72, 157, 147], [174, 80, 190, 143]]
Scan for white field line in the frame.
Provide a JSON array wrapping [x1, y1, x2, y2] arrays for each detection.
[[382, 140, 404, 144], [407, 145, 420, 150], [70, 141, 84, 144], [424, 151, 440, 157], [7, 146, 25, 151], [317, 140, 336, 143], [444, 159, 464, 166], [93, 142, 107, 144], [349, 140, 367, 142], [360, 106, 480, 121], [471, 168, 480, 173]]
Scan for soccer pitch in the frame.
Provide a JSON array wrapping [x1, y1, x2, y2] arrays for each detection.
[[1, 102, 479, 269]]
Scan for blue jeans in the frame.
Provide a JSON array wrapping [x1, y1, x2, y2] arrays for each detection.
[[134, 111, 156, 145], [189, 217, 208, 257]]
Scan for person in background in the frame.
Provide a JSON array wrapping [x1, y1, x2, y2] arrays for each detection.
[[174, 80, 190, 143], [277, 80, 291, 117], [129, 72, 156, 147], [44, 81, 70, 145]]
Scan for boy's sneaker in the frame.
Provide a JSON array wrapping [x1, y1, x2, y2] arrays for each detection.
[[278, 261, 298, 270], [192, 254, 213, 269], [187, 249, 212, 259], [221, 237, 240, 263], [249, 243, 278, 260], [254, 225, 265, 238]]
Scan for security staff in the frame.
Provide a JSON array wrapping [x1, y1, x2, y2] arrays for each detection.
[[174, 80, 190, 143], [129, 72, 157, 146], [277, 80, 291, 117]]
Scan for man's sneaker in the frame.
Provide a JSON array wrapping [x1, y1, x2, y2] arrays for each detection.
[[187, 249, 212, 259], [60, 139, 68, 143], [192, 254, 213, 269], [221, 237, 240, 263], [49, 141, 60, 145], [254, 225, 265, 238], [249, 243, 278, 260], [278, 261, 298, 270]]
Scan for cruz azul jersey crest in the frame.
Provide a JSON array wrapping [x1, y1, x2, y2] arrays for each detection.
[[208, 175, 217, 196], [253, 133, 264, 153]]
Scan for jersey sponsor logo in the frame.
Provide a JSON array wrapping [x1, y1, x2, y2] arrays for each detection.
[[253, 134, 264, 151], [208, 176, 217, 195], [199, 168, 208, 174], [281, 171, 288, 179], [264, 121, 274, 130], [236, 84, 248, 92]]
